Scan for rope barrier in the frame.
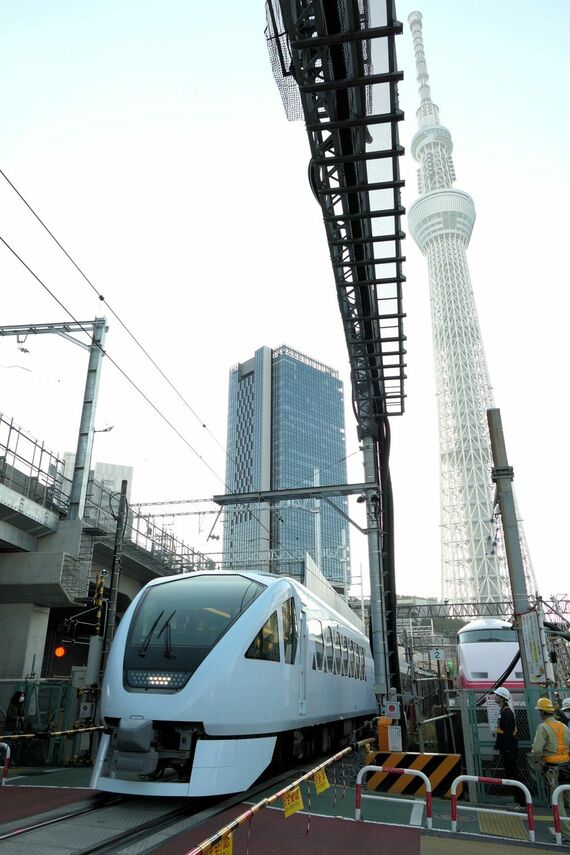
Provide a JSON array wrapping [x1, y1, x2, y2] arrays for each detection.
[[186, 738, 373, 855], [0, 725, 104, 741]]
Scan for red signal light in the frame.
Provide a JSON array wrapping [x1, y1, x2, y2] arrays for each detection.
[[54, 645, 67, 658]]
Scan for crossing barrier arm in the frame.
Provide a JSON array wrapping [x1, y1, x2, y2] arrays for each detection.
[[450, 774, 535, 842], [186, 738, 374, 855], [355, 765, 432, 828]]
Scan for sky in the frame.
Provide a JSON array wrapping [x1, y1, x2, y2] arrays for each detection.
[[0, 1, 568, 600]]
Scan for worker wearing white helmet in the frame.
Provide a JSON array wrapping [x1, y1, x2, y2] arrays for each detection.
[[494, 687, 511, 702], [559, 698, 570, 725], [492, 687, 525, 807]]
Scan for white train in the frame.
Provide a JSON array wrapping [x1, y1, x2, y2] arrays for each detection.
[[456, 617, 524, 691], [91, 571, 376, 797]]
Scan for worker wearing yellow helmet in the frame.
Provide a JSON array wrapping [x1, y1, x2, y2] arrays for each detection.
[[531, 696, 570, 843]]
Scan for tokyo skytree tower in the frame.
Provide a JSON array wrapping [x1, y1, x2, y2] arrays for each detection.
[[407, 11, 509, 603]]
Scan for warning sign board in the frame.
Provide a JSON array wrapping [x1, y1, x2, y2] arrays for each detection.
[[384, 701, 401, 719], [520, 610, 546, 684], [387, 725, 402, 752], [313, 768, 330, 794], [210, 833, 232, 855], [365, 751, 463, 798], [283, 787, 304, 817]]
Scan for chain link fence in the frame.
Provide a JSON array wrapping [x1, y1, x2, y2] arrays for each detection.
[[0, 679, 78, 766]]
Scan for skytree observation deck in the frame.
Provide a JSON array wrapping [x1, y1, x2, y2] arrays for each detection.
[[265, 0, 406, 698]]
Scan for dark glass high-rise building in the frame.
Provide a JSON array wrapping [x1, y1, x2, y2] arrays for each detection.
[[223, 345, 350, 590]]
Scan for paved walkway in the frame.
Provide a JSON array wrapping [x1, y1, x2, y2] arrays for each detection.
[[1, 767, 565, 852]]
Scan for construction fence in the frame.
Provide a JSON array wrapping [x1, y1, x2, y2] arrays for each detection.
[[452, 686, 569, 807], [0, 678, 94, 767]]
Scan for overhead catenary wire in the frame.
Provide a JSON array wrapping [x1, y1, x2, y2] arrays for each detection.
[[0, 168, 315, 565], [0, 163, 362, 507], [0, 231, 223, 482], [0, 167, 228, 457], [0, 168, 362, 569], [0, 232, 303, 561]]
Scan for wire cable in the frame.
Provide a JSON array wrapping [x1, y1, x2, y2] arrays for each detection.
[[0, 230, 225, 482], [0, 167, 227, 456], [0, 169, 361, 571], [0, 231, 300, 559], [0, 169, 304, 562]]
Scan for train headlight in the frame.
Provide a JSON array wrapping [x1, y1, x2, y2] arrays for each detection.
[[126, 670, 190, 690]]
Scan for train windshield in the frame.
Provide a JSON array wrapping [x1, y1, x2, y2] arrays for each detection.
[[124, 575, 266, 690], [458, 628, 517, 643]]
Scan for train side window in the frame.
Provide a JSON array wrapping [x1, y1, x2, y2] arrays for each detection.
[[334, 630, 342, 674], [348, 639, 355, 677], [311, 620, 324, 670], [282, 597, 298, 664], [245, 611, 280, 662], [341, 635, 349, 676], [354, 645, 361, 679], [324, 626, 334, 672]]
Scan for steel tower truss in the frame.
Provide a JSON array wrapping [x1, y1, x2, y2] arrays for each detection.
[[266, 0, 406, 694], [407, 13, 534, 604]]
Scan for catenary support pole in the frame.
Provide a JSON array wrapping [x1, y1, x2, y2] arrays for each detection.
[[68, 318, 107, 520], [103, 480, 128, 665], [362, 435, 389, 701], [487, 408, 533, 686]]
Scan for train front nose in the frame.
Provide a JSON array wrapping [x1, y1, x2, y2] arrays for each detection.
[[111, 718, 159, 776]]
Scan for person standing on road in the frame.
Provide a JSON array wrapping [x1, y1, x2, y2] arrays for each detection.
[[4, 690, 27, 766], [493, 687, 526, 807], [532, 697, 570, 843], [5, 691, 26, 733]]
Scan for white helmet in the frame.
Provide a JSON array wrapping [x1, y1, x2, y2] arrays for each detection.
[[493, 687, 511, 701], [561, 698, 570, 712]]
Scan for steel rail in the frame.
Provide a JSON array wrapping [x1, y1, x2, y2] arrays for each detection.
[[0, 795, 123, 843]]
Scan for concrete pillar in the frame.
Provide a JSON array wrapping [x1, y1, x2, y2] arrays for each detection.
[[0, 604, 49, 678]]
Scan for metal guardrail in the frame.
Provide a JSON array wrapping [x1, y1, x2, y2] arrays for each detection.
[[355, 764, 433, 828], [450, 774, 535, 842], [552, 784, 570, 846]]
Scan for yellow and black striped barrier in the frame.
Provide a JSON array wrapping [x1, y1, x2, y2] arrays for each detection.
[[363, 749, 463, 798]]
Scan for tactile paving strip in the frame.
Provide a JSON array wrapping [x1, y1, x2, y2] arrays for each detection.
[[478, 811, 527, 840]]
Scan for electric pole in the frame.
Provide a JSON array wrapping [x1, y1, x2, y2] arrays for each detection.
[[102, 480, 129, 666]]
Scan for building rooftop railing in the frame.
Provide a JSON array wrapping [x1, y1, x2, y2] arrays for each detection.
[[0, 413, 210, 574]]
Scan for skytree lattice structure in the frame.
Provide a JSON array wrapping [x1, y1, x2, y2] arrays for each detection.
[[407, 11, 512, 604]]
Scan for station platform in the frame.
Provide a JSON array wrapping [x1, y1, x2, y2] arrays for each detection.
[[1, 766, 565, 853]]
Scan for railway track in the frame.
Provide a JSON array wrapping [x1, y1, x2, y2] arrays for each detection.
[[0, 770, 299, 855]]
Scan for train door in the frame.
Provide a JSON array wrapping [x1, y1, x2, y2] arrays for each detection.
[[298, 608, 308, 716]]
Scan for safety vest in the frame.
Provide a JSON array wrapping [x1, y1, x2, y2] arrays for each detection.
[[544, 719, 570, 764]]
